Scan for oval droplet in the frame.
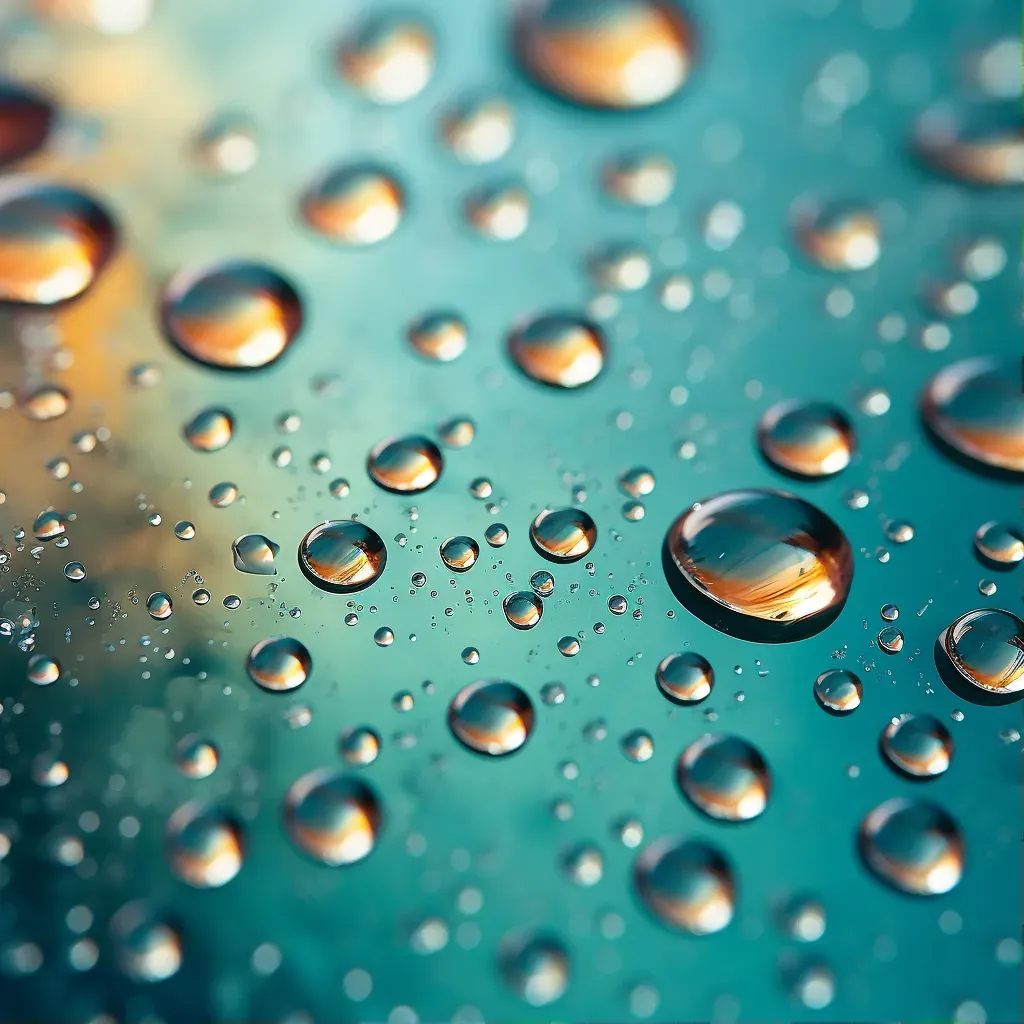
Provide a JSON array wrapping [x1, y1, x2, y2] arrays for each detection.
[[366, 435, 443, 494], [530, 507, 597, 563], [655, 651, 714, 704], [503, 591, 543, 630], [441, 94, 515, 164], [209, 481, 238, 508], [174, 735, 219, 779], [232, 533, 279, 575], [936, 607, 1024, 704], [757, 401, 855, 479], [27, 653, 60, 685], [408, 311, 467, 362], [298, 520, 387, 593], [530, 570, 555, 597], [246, 636, 312, 692], [676, 733, 771, 822], [796, 205, 881, 272], [183, 407, 234, 452], [110, 902, 182, 983], [498, 931, 570, 1007], [602, 152, 675, 206], [880, 714, 953, 779], [336, 14, 434, 105], [974, 521, 1024, 568], [440, 535, 479, 572], [283, 769, 382, 866], [464, 181, 530, 241], [302, 164, 404, 245], [448, 679, 535, 756], [508, 313, 606, 389], [813, 669, 862, 714], [915, 103, 1023, 186], [165, 802, 244, 888], [0, 82, 54, 168], [18, 382, 69, 421], [339, 726, 381, 767]]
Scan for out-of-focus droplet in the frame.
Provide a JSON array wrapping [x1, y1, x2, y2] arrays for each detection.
[[633, 836, 734, 934], [0, 179, 116, 305], [915, 104, 1024, 186], [146, 592, 173, 620], [781, 897, 826, 942], [209, 481, 238, 508], [757, 401, 855, 479], [503, 591, 543, 629], [183, 408, 233, 452], [32, 509, 65, 541], [508, 313, 606, 388], [664, 489, 853, 642], [366, 435, 443, 493], [656, 651, 714, 704], [246, 636, 312, 692], [298, 520, 387, 593], [621, 729, 654, 762], [676, 733, 771, 822], [813, 669, 861, 714], [796, 205, 881, 271], [563, 843, 603, 885], [602, 152, 674, 205], [881, 714, 953, 779], [793, 962, 835, 1010], [937, 608, 1024, 703], [408, 311, 467, 362], [465, 181, 530, 240], [530, 569, 555, 597], [19, 383, 70, 421], [448, 679, 535, 756], [499, 931, 569, 1006], [589, 243, 651, 291], [0, 82, 54, 168], [302, 164, 404, 245], [27, 653, 60, 685], [232, 533, 279, 575], [514, 0, 695, 110], [878, 625, 904, 654], [337, 14, 434, 104], [440, 535, 479, 572], [974, 521, 1023, 568], [438, 416, 475, 448], [283, 769, 382, 866], [165, 802, 244, 888], [111, 902, 182, 983], [174, 735, 219, 779], [859, 798, 964, 895], [530, 507, 597, 562], [485, 523, 509, 547], [921, 357, 1023, 477], [441, 95, 515, 164], [884, 520, 915, 544], [619, 466, 655, 497], [339, 726, 381, 767], [161, 261, 303, 371], [193, 113, 258, 176]]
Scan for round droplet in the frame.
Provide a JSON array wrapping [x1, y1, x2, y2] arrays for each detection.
[[329, 478, 350, 499], [246, 636, 312, 692], [27, 653, 60, 685], [165, 803, 244, 888], [441, 95, 514, 164], [514, 0, 695, 110], [621, 729, 654, 762], [302, 164, 404, 246], [373, 626, 394, 647], [530, 570, 555, 597], [558, 635, 581, 657], [813, 669, 861, 714], [602, 152, 674, 206], [183, 408, 233, 452], [408, 311, 467, 362], [881, 603, 899, 621], [499, 932, 569, 1007], [878, 626, 904, 654], [232, 533, 279, 575], [859, 798, 964, 895], [298, 520, 387, 593], [0, 82, 53, 167], [283, 769, 382, 866], [146, 592, 173, 620], [367, 435, 443, 493], [0, 179, 116, 305], [921, 357, 1023, 477], [915, 103, 1023, 186], [563, 843, 603, 885], [619, 466, 655, 498], [111, 902, 182, 983], [174, 521, 195, 540], [656, 652, 714, 704], [589, 243, 651, 291], [503, 591, 543, 630], [339, 726, 381, 767], [633, 836, 735, 934], [757, 401, 855, 479], [485, 523, 509, 547], [796, 205, 881, 272], [938, 608, 1024, 702], [18, 383, 69, 421], [448, 679, 535, 756], [781, 897, 826, 942], [174, 736, 219, 779], [337, 14, 434, 104], [440, 535, 479, 573], [508, 313, 606, 389], [63, 560, 86, 581], [193, 113, 258, 176], [664, 489, 854, 642], [884, 519, 914, 544], [469, 476, 492, 499], [161, 261, 302, 371], [191, 588, 210, 605], [530, 507, 597, 563], [464, 182, 529, 241], [209, 481, 238, 508], [881, 714, 953, 779], [438, 416, 475, 448], [32, 509, 65, 541], [974, 521, 1024, 568], [676, 733, 771, 822]]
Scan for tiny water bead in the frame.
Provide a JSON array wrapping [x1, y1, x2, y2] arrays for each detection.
[[111, 902, 182, 983], [974, 521, 1024, 568], [508, 313, 606, 389], [530, 507, 597, 562], [408, 311, 467, 362], [877, 626, 904, 654], [503, 591, 543, 630], [602, 152, 675, 206], [336, 13, 434, 104], [441, 95, 515, 164], [499, 932, 570, 1007], [232, 533, 279, 575], [283, 769, 382, 866], [621, 729, 654, 762], [440, 535, 479, 572], [619, 466, 655, 497], [174, 736, 219, 779], [32, 509, 65, 541], [183, 408, 233, 452], [448, 679, 535, 756], [664, 489, 854, 642], [795, 205, 881, 272], [0, 179, 116, 305], [0, 82, 54, 167], [18, 382, 69, 421], [675, 734, 771, 822], [146, 592, 173, 620], [938, 608, 1024, 703], [530, 570, 555, 597], [161, 261, 303, 371], [464, 181, 530, 241], [165, 802, 244, 888], [366, 435, 443, 493], [858, 798, 964, 896], [485, 523, 509, 547], [756, 401, 855, 479], [339, 726, 381, 767], [656, 652, 714, 704], [514, 0, 695, 110], [63, 561, 86, 581], [813, 669, 862, 714], [633, 836, 735, 935], [921, 357, 1024, 477], [880, 714, 953, 779], [27, 654, 60, 685], [301, 164, 404, 246], [208, 481, 238, 508], [246, 636, 312, 692], [298, 520, 387, 593]]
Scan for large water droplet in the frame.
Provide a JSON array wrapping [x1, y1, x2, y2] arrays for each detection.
[[503, 590, 543, 629], [676, 733, 771, 822], [936, 607, 1024, 704], [283, 769, 382, 866], [655, 651, 714, 704], [32, 509, 65, 541], [974, 521, 1024, 568], [813, 669, 861, 714], [298, 520, 386, 593], [232, 533, 279, 574], [508, 313, 606, 388], [498, 931, 569, 1006], [302, 164, 404, 245], [448, 679, 535, 756], [0, 82, 54, 167], [183, 407, 234, 452], [880, 714, 953, 779], [366, 435, 443, 493], [440, 535, 479, 572], [27, 653, 60, 685], [408, 311, 467, 362], [246, 636, 312, 692], [757, 401, 855, 479], [111, 901, 182, 983], [165, 802, 244, 888], [146, 592, 173, 620], [530, 507, 597, 562], [336, 14, 434, 104]]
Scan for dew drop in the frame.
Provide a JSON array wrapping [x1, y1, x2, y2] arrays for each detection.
[[27, 653, 60, 685], [448, 679, 534, 756], [18, 382, 69, 421], [408, 311, 467, 362], [111, 901, 182, 983], [232, 533, 279, 575], [193, 113, 258, 176], [441, 95, 514, 164], [302, 164, 404, 245], [877, 625, 904, 654], [915, 103, 1023, 186], [464, 182, 530, 241], [367, 435, 443, 493], [208, 481, 238, 508], [63, 560, 86, 581], [373, 626, 394, 647], [937, 608, 1024, 703], [339, 726, 381, 767], [337, 14, 434, 104], [174, 735, 219, 779], [530, 507, 597, 562], [974, 521, 1023, 568], [503, 591, 543, 630], [656, 651, 714, 704], [173, 521, 195, 540], [165, 802, 244, 888], [530, 570, 555, 597], [619, 466, 655, 497], [602, 152, 674, 206], [438, 416, 475, 448], [621, 729, 654, 762], [675, 733, 770, 822], [558, 636, 581, 657], [32, 509, 65, 541], [485, 523, 509, 547], [283, 769, 382, 866], [298, 520, 387, 593], [563, 843, 603, 885], [813, 669, 861, 714], [498, 931, 569, 1007], [508, 313, 606, 389], [146, 592, 173, 620], [757, 401, 855, 479], [881, 714, 953, 779], [796, 204, 881, 271], [440, 535, 479, 573], [246, 636, 312, 692]]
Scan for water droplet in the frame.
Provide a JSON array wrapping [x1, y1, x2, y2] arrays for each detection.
[[499, 931, 569, 1006], [757, 401, 855, 479], [373, 626, 394, 647], [485, 523, 509, 547], [0, 83, 54, 168], [508, 313, 606, 389], [161, 261, 303, 371], [530, 507, 597, 562], [859, 798, 964, 895], [796, 204, 881, 271], [448, 679, 534, 756], [881, 603, 899, 621], [223, 595, 241, 610], [469, 476, 493, 499], [208, 481, 238, 508], [367, 435, 443, 493], [328, 478, 351, 499], [63, 560, 86, 581], [878, 625, 904, 654], [619, 466, 655, 497], [503, 591, 543, 629], [974, 521, 1023, 568], [514, 0, 695, 110], [621, 729, 654, 762], [174, 521, 195, 540], [283, 769, 382, 865], [937, 608, 1024, 703], [339, 726, 381, 767], [337, 14, 434, 104], [813, 669, 861, 714], [165, 802, 244, 888], [792, 962, 835, 1010], [298, 520, 387, 593], [622, 500, 645, 521], [246, 636, 312, 692], [32, 509, 65, 541], [174, 735, 219, 779], [563, 843, 603, 885], [302, 164, 404, 245], [18, 382, 69, 421], [111, 902, 182, 983], [676, 733, 770, 822], [884, 520, 914, 544], [408, 311, 467, 362], [465, 181, 530, 240], [461, 646, 480, 665], [0, 179, 116, 305], [781, 897, 826, 942], [633, 836, 735, 934], [193, 113, 258, 175], [608, 594, 628, 615], [191, 588, 210, 605], [438, 416, 475, 448], [664, 489, 853, 642], [540, 682, 565, 704], [441, 95, 514, 164], [183, 408, 233, 452], [439, 535, 479, 573], [881, 714, 953, 779], [530, 570, 555, 597], [656, 652, 714, 704], [27, 653, 60, 685], [589, 243, 651, 291], [146, 592, 173, 620], [602, 152, 674, 206], [232, 533, 279, 574], [915, 104, 1023, 186]]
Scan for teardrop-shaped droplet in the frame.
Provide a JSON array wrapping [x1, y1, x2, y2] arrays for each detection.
[[448, 679, 535, 756], [508, 313, 606, 388], [757, 401, 855, 479], [283, 769, 382, 866], [503, 591, 543, 630], [530, 507, 597, 562], [813, 669, 862, 714], [302, 164, 404, 245], [110, 901, 182, 983], [499, 931, 570, 1006], [664, 489, 853, 642], [676, 733, 771, 822], [936, 607, 1024, 704], [408, 311, 467, 362], [974, 521, 1024, 568], [232, 533, 279, 574], [298, 520, 387, 593], [183, 407, 234, 452], [0, 82, 54, 167], [367, 435, 443, 493], [880, 714, 953, 779], [796, 204, 881, 271], [246, 636, 312, 692], [336, 14, 434, 105], [440, 535, 479, 572], [655, 651, 714, 704], [165, 802, 244, 888]]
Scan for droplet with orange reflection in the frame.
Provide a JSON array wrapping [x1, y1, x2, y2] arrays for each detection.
[[165, 802, 244, 888], [508, 313, 606, 388], [757, 400, 856, 479], [283, 769, 382, 866], [448, 679, 535, 756], [301, 164, 404, 246], [366, 435, 443, 493]]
